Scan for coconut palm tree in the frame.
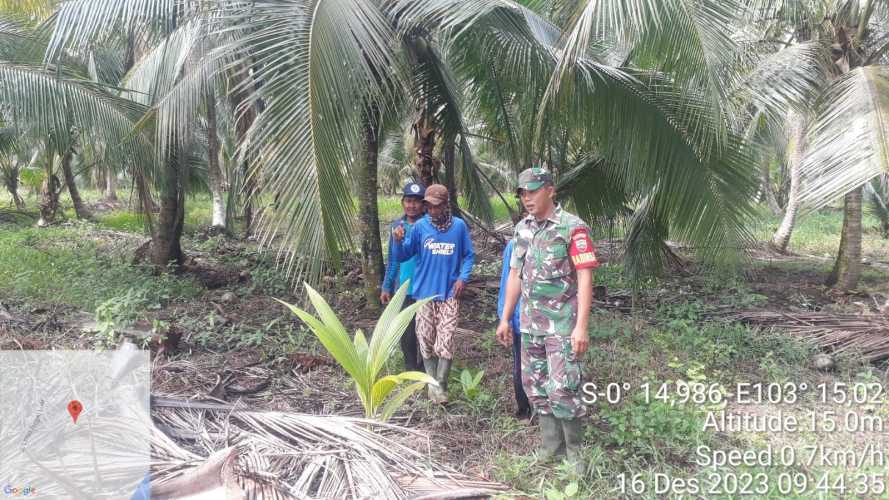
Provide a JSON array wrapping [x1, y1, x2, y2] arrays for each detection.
[[769, 110, 808, 252], [0, 10, 148, 226], [0, 126, 24, 208], [43, 0, 250, 265], [36, 0, 880, 293], [393, 0, 777, 280], [739, 0, 889, 290]]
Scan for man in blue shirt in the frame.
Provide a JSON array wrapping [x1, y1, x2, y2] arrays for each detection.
[[392, 184, 474, 404], [498, 229, 532, 419], [381, 182, 426, 371]]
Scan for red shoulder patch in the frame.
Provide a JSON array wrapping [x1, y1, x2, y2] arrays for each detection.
[[569, 228, 598, 269]]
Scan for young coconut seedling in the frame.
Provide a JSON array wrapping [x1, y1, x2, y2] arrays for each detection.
[[277, 281, 436, 421]]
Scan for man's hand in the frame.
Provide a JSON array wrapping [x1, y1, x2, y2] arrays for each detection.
[[495, 321, 513, 347], [380, 291, 391, 305], [570, 327, 589, 356], [392, 224, 405, 242], [452, 279, 465, 298]]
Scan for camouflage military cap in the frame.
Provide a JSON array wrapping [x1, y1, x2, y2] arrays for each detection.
[[517, 167, 553, 193]]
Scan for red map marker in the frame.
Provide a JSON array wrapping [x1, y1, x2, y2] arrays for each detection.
[[67, 400, 83, 424]]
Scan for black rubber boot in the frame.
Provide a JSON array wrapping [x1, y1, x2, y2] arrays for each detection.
[[435, 358, 452, 403], [538, 414, 566, 461], [400, 298, 422, 371], [424, 357, 440, 401], [561, 418, 586, 474]]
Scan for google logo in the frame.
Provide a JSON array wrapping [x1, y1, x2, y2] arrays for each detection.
[[2, 485, 37, 497]]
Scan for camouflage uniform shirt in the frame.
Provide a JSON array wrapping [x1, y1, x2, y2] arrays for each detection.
[[510, 205, 599, 336]]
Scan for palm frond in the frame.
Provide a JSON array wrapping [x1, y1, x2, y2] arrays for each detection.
[[404, 35, 493, 220], [0, 63, 149, 156], [732, 41, 826, 123], [565, 65, 757, 274], [548, 0, 751, 153], [390, 0, 561, 170], [150, 405, 510, 498], [740, 0, 820, 31], [865, 176, 889, 236], [122, 19, 219, 165], [558, 155, 633, 222], [215, 0, 406, 284], [377, 120, 412, 193], [0, 0, 59, 20], [0, 125, 17, 154], [798, 64, 889, 209], [44, 0, 188, 62], [623, 193, 675, 281], [391, 0, 756, 273], [0, 15, 48, 62]]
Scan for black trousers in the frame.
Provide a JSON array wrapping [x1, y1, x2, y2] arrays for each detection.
[[511, 318, 531, 414], [401, 297, 423, 371]]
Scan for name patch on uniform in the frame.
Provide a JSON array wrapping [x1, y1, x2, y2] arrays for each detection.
[[569, 228, 598, 269], [424, 237, 455, 255]]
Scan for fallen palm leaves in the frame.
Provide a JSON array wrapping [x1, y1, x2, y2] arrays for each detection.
[[150, 399, 511, 499], [723, 310, 889, 362]]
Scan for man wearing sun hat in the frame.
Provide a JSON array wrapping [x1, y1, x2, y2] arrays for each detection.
[[381, 181, 427, 371], [496, 166, 599, 473], [392, 184, 474, 404]]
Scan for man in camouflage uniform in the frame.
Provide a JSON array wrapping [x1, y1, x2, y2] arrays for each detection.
[[496, 167, 598, 473]]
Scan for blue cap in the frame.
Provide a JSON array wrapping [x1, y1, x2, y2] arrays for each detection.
[[402, 182, 425, 198]]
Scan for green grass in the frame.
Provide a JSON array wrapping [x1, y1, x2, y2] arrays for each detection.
[[750, 206, 889, 260], [0, 222, 202, 311], [95, 211, 148, 232], [9, 185, 887, 266]]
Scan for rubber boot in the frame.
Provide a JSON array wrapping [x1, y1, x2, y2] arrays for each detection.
[[561, 418, 586, 475], [537, 414, 565, 461], [424, 357, 440, 401], [435, 358, 452, 404]]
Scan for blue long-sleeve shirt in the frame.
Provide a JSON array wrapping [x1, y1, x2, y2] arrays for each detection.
[[497, 240, 521, 328], [393, 215, 474, 301], [381, 216, 417, 296]]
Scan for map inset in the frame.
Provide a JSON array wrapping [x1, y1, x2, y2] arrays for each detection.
[[0, 349, 151, 499]]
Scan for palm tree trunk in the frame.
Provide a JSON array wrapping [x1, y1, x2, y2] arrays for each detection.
[[11, 189, 24, 209], [760, 158, 780, 215], [769, 113, 805, 253], [412, 109, 438, 187], [824, 21, 869, 292], [38, 150, 61, 227], [2, 166, 24, 209], [359, 104, 384, 312], [206, 89, 226, 230], [227, 71, 258, 238], [151, 153, 185, 267], [104, 166, 118, 202], [60, 148, 92, 220], [93, 164, 104, 191], [827, 188, 862, 290], [133, 169, 158, 213], [442, 133, 460, 216]]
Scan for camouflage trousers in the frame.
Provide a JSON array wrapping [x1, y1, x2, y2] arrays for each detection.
[[521, 332, 587, 419]]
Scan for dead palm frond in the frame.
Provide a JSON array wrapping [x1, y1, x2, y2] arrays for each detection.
[[150, 401, 511, 499], [724, 310, 889, 362]]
